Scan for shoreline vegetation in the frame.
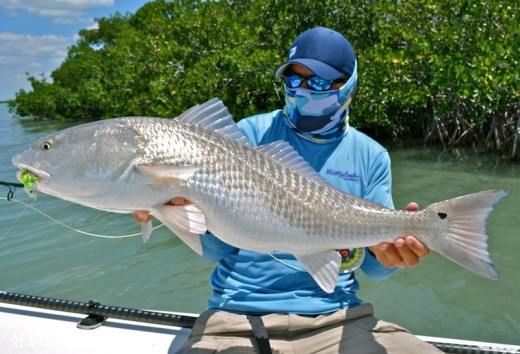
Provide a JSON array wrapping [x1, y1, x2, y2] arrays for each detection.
[[8, 0, 520, 159]]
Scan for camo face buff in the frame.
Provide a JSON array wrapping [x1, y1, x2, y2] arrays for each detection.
[[284, 61, 357, 137]]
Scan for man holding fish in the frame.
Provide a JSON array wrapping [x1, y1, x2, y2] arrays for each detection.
[[134, 27, 442, 353], [15, 25, 503, 353]]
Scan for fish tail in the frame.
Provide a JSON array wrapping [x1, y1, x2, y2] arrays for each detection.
[[427, 189, 508, 280]]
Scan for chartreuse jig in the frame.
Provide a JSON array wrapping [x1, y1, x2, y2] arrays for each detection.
[[17, 170, 39, 198]]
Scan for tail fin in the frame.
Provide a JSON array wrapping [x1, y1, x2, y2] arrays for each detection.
[[428, 190, 507, 280]]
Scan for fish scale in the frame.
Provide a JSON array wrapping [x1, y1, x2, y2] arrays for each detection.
[[147, 118, 497, 254], [168, 124, 420, 248]]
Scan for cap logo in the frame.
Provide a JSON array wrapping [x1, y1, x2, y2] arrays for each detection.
[[289, 46, 297, 58]]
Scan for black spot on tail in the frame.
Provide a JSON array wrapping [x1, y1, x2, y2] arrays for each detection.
[[437, 212, 448, 219]]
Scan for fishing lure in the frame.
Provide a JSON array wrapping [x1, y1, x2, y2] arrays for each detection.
[[18, 170, 38, 199]]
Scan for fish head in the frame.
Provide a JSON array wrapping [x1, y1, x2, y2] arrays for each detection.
[[12, 119, 142, 201]]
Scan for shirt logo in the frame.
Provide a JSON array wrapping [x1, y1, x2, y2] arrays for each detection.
[[325, 168, 361, 182], [289, 46, 297, 58]]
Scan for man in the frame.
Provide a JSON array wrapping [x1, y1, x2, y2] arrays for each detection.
[[135, 27, 441, 353]]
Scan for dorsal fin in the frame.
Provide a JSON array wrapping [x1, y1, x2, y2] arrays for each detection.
[[256, 141, 331, 186], [177, 98, 251, 146]]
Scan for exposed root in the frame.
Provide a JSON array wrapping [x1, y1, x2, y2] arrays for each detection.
[[424, 98, 520, 159]]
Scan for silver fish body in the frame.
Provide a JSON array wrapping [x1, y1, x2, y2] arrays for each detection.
[[12, 99, 506, 293]]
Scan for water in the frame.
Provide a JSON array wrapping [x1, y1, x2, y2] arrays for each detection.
[[0, 104, 518, 344]]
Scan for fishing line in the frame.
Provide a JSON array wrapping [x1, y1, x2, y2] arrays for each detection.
[[0, 197, 164, 239], [0, 201, 25, 240], [267, 253, 305, 272], [0, 183, 25, 239]]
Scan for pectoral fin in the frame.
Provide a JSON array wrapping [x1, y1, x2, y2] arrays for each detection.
[[153, 204, 207, 255], [294, 251, 341, 294], [137, 165, 200, 185], [141, 219, 153, 243]]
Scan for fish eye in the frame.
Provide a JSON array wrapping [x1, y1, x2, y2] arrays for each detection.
[[40, 141, 52, 151]]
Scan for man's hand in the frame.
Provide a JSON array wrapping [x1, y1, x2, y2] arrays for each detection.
[[132, 197, 191, 224], [368, 202, 430, 268]]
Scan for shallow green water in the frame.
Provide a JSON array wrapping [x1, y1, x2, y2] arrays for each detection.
[[0, 104, 518, 344]]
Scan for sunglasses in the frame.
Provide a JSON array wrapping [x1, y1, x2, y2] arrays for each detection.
[[284, 74, 344, 91]]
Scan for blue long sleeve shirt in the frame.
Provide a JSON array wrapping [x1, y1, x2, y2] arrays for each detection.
[[200, 110, 396, 315]]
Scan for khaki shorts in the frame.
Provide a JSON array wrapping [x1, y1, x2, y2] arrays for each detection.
[[177, 304, 443, 353]]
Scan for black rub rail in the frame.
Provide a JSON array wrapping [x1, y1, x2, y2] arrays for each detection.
[[0, 291, 197, 328]]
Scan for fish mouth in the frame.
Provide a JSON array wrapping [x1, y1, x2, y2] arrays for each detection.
[[15, 164, 51, 184]]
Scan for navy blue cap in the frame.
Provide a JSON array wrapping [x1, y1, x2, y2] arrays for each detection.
[[275, 27, 356, 80]]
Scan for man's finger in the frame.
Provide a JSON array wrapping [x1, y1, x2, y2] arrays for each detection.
[[373, 243, 404, 268], [395, 239, 420, 267], [133, 210, 151, 224], [168, 197, 191, 206], [404, 202, 419, 212], [405, 236, 430, 258]]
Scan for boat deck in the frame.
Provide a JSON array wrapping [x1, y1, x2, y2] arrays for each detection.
[[1, 302, 192, 353]]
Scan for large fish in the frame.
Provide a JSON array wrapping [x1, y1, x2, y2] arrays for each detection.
[[12, 98, 506, 293]]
